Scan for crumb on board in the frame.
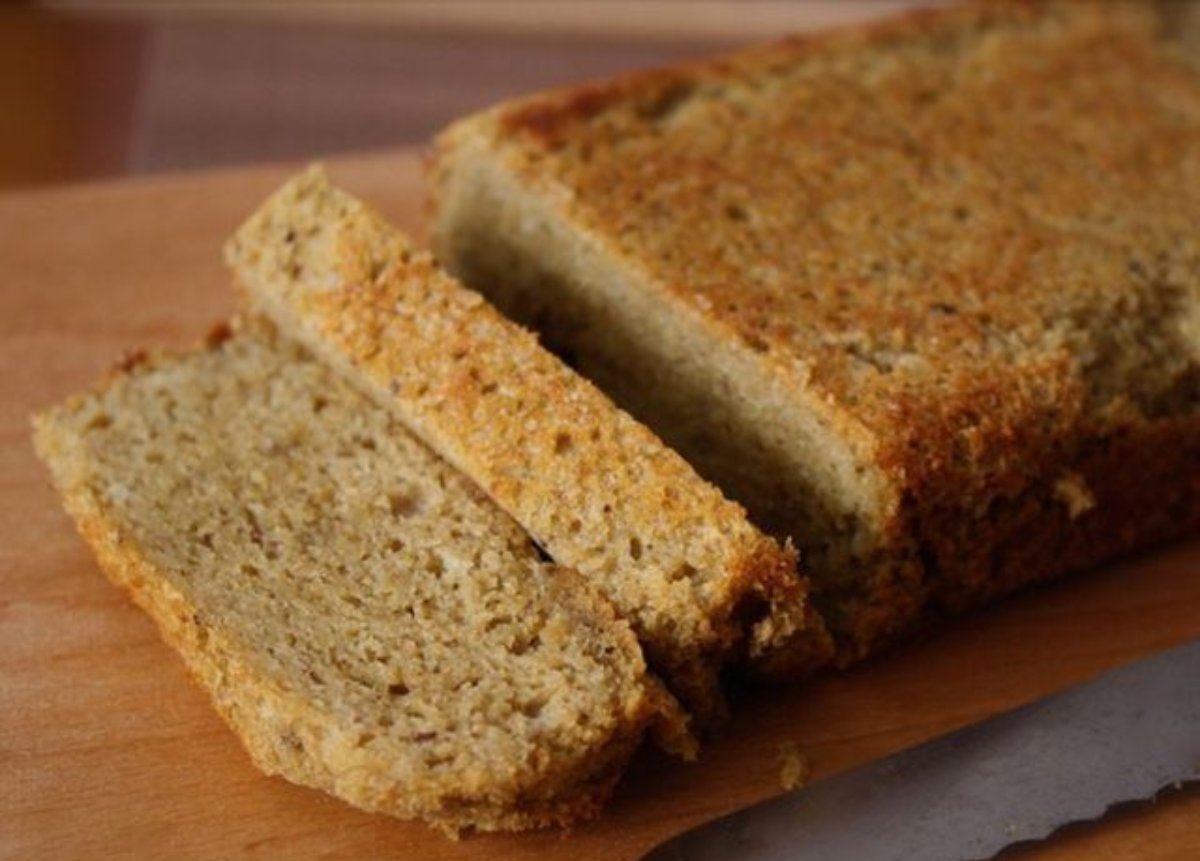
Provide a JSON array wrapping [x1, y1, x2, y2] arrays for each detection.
[[778, 741, 811, 791], [1053, 471, 1096, 520]]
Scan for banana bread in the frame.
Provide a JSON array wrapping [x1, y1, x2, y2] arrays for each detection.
[[226, 168, 832, 713], [32, 320, 673, 834], [429, 1, 1200, 662]]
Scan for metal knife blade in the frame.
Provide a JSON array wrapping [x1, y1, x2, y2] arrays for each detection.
[[643, 640, 1200, 861]]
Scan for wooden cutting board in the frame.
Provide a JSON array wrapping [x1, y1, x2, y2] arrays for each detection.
[[1, 150, 1197, 861]]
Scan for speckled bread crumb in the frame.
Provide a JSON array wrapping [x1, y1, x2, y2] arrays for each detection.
[[32, 320, 670, 835], [225, 168, 833, 723], [430, 0, 1200, 663]]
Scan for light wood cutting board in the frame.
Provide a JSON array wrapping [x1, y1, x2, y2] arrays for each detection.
[[1, 150, 1197, 861]]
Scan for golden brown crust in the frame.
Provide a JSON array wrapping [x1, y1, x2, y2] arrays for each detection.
[[494, 1, 1068, 147], [226, 168, 831, 720], [432, 1, 1199, 656]]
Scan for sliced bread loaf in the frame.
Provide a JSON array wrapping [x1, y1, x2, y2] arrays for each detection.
[[429, 2, 1200, 660], [32, 320, 671, 834], [225, 168, 832, 718]]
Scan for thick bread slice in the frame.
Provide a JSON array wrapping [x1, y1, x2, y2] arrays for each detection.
[[32, 321, 668, 834], [225, 168, 832, 718], [429, 1, 1200, 661]]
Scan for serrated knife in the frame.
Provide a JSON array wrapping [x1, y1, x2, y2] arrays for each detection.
[[643, 639, 1200, 861]]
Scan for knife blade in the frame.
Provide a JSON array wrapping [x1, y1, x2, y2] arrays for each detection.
[[643, 639, 1200, 861]]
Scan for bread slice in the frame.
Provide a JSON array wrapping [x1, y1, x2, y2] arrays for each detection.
[[224, 168, 831, 719], [32, 320, 672, 834], [429, 1, 1200, 661]]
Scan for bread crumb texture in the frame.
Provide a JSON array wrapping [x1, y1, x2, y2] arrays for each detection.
[[32, 321, 664, 834]]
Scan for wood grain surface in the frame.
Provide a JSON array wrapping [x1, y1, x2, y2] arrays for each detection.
[[1, 151, 1197, 861]]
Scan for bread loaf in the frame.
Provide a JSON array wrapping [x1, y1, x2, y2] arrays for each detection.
[[430, 1, 1200, 661]]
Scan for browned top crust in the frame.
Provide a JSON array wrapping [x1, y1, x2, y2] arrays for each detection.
[[445, 1, 1200, 527]]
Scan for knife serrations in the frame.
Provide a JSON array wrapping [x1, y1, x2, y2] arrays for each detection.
[[643, 641, 1200, 861]]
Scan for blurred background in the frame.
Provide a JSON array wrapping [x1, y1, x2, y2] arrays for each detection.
[[0, 1, 938, 190]]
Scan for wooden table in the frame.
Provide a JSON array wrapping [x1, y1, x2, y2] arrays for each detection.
[[2, 151, 1197, 860]]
